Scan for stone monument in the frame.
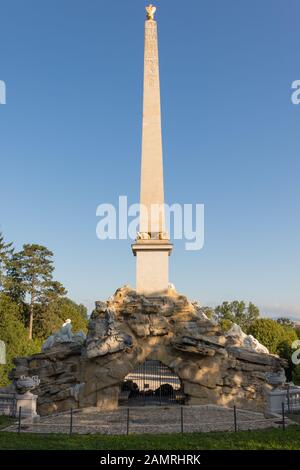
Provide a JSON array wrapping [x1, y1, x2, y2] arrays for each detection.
[[131, 5, 172, 295], [8, 286, 287, 416], [5, 6, 289, 417]]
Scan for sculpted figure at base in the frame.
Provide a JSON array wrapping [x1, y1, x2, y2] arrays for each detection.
[[42, 319, 86, 352], [136, 232, 151, 240], [226, 323, 269, 354], [15, 375, 40, 394]]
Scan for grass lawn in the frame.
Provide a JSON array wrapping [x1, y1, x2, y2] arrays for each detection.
[[0, 426, 300, 450], [0, 416, 15, 431]]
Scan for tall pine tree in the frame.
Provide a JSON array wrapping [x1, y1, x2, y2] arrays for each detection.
[[0, 232, 13, 290], [18, 244, 65, 339], [4, 252, 25, 303]]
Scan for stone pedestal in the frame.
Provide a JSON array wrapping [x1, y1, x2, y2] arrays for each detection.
[[16, 392, 39, 421], [266, 387, 300, 416], [132, 240, 172, 294], [266, 389, 286, 415]]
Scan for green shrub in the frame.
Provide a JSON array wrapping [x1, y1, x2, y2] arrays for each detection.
[[0, 294, 41, 386], [292, 365, 300, 385], [248, 319, 297, 355]]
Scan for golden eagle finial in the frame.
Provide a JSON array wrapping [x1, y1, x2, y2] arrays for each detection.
[[146, 4, 156, 21]]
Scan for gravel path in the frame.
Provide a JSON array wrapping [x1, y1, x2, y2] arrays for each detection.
[[3, 405, 283, 435]]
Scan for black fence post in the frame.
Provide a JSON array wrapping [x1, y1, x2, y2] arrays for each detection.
[[282, 402, 286, 431], [143, 363, 146, 407], [18, 406, 22, 433], [69, 408, 73, 436], [233, 405, 237, 432], [287, 385, 291, 414], [12, 393, 17, 418], [126, 408, 130, 435], [181, 406, 184, 434], [159, 362, 162, 406]]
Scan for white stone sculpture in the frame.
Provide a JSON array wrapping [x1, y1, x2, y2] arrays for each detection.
[[244, 335, 270, 354], [159, 232, 170, 240], [13, 375, 41, 421], [42, 319, 86, 352], [226, 323, 269, 354], [168, 283, 176, 290], [146, 4, 156, 20], [16, 375, 40, 394], [265, 370, 286, 387], [136, 232, 151, 240], [192, 302, 218, 323]]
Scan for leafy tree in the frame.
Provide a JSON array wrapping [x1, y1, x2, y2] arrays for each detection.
[[3, 252, 25, 303], [277, 343, 295, 382], [248, 319, 298, 355], [0, 236, 88, 386], [277, 317, 295, 328], [59, 298, 88, 331], [33, 297, 88, 340], [0, 233, 13, 290], [214, 301, 259, 332], [292, 365, 300, 386], [280, 325, 298, 347], [219, 318, 233, 332], [41, 281, 66, 303], [17, 245, 66, 339], [0, 293, 41, 386], [248, 319, 282, 354]]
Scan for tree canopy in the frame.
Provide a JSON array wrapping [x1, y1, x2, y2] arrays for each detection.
[[0, 233, 13, 290], [248, 318, 298, 355], [214, 300, 260, 332], [0, 293, 41, 386], [0, 233, 88, 386]]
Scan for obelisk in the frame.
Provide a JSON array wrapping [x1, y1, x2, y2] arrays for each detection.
[[132, 5, 173, 295]]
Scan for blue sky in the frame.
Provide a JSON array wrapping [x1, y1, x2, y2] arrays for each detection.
[[0, 0, 299, 318]]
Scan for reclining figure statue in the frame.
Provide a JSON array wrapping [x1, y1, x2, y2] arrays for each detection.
[[42, 319, 86, 352]]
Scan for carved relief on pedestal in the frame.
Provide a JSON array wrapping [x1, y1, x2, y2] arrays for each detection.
[[136, 232, 169, 241]]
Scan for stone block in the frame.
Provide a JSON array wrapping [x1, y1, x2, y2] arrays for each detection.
[[16, 392, 39, 420]]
